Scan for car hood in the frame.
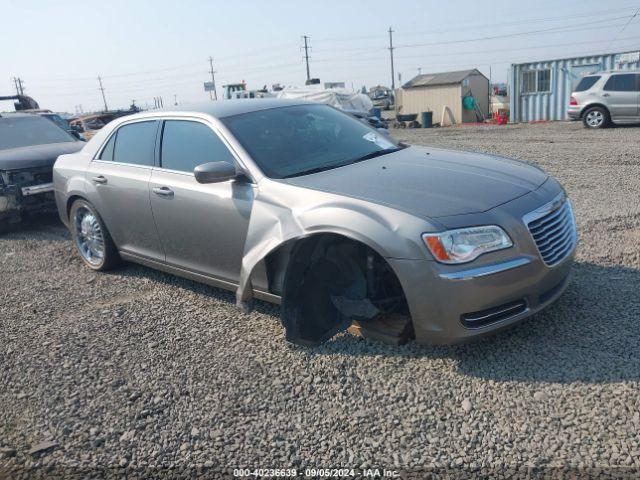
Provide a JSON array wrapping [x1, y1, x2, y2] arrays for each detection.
[[281, 145, 548, 218], [0, 142, 84, 171]]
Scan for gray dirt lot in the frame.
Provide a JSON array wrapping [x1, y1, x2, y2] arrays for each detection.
[[1, 121, 639, 478]]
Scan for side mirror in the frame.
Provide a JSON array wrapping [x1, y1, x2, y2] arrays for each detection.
[[194, 161, 238, 184]]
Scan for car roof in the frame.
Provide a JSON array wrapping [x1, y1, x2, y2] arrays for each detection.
[[586, 70, 640, 75], [0, 112, 42, 119], [160, 98, 312, 119]]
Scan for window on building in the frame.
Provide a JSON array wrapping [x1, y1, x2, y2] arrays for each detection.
[[160, 120, 236, 173], [522, 69, 551, 93], [537, 70, 550, 92], [522, 71, 536, 93], [603, 73, 639, 92]]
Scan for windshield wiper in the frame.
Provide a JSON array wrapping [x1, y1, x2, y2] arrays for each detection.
[[283, 165, 341, 178], [283, 146, 405, 179], [348, 146, 403, 164]]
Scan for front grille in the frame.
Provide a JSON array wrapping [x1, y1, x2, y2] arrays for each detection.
[[461, 300, 527, 328], [526, 198, 577, 267]]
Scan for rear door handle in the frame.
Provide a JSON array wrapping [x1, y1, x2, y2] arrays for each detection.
[[91, 175, 107, 184], [152, 186, 174, 197], [602, 93, 610, 97]]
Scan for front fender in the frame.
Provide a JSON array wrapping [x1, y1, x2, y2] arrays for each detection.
[[236, 180, 440, 305]]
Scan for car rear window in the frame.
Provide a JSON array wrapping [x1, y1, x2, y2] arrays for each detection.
[[112, 121, 157, 166], [574, 76, 600, 92], [0, 116, 75, 150]]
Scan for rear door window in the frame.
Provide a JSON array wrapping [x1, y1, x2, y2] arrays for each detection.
[[112, 121, 157, 166], [160, 120, 235, 173], [603, 74, 639, 92], [574, 76, 600, 92]]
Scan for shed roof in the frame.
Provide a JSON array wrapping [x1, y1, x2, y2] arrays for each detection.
[[403, 69, 484, 88]]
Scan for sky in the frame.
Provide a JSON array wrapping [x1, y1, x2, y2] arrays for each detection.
[[4, 0, 640, 113]]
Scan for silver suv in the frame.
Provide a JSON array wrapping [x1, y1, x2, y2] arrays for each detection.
[[568, 70, 640, 129]]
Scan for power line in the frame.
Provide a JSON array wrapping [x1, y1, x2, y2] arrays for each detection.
[[395, 14, 636, 49], [311, 14, 638, 59], [312, 34, 640, 65], [313, 5, 640, 43], [606, 7, 640, 50], [302, 35, 311, 81]]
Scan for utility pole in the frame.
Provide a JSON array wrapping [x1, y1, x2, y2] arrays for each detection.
[[302, 35, 311, 81], [388, 27, 395, 91], [174, 94, 178, 106], [208, 56, 218, 100], [97, 76, 108, 112]]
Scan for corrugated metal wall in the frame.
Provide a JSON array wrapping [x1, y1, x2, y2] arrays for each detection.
[[509, 50, 640, 123]]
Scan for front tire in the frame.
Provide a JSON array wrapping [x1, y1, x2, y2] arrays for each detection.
[[69, 199, 120, 271], [582, 106, 610, 129]]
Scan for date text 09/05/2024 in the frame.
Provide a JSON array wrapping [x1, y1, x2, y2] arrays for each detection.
[[232, 468, 400, 478]]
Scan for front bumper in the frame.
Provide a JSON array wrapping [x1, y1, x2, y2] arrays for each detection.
[[388, 182, 576, 345], [390, 252, 573, 345], [0, 170, 56, 222]]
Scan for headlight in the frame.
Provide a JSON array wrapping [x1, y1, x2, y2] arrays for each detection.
[[423, 226, 512, 264]]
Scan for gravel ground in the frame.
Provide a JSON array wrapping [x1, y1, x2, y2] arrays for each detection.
[[1, 121, 639, 479]]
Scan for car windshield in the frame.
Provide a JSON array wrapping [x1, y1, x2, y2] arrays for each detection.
[[0, 115, 76, 150], [45, 114, 71, 131], [574, 76, 600, 92], [221, 104, 401, 178]]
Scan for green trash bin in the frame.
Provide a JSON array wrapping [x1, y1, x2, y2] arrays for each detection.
[[462, 96, 476, 110], [421, 111, 433, 128]]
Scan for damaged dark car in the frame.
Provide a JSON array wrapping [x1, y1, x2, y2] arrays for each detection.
[[53, 100, 576, 346], [0, 113, 83, 229]]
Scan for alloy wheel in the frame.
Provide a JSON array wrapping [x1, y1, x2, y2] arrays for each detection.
[[586, 110, 604, 128], [74, 207, 105, 266]]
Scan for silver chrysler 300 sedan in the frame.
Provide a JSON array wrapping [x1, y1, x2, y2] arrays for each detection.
[[53, 99, 577, 346]]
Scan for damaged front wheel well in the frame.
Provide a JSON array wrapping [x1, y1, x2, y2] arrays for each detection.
[[274, 234, 411, 346]]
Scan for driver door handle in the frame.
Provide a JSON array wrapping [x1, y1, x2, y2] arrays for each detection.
[[153, 186, 174, 197], [92, 175, 107, 184]]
